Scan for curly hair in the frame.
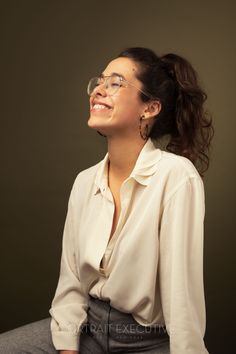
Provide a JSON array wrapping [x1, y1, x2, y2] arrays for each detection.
[[118, 47, 214, 178]]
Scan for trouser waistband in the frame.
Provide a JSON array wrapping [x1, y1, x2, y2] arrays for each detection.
[[87, 294, 168, 336], [80, 294, 170, 353]]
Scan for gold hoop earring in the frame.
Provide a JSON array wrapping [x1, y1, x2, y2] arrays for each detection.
[[139, 115, 149, 140]]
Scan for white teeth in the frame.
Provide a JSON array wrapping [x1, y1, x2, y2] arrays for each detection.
[[93, 104, 110, 109]]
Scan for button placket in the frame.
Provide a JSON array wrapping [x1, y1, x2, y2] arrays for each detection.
[[113, 178, 133, 236], [97, 189, 115, 271], [99, 178, 134, 275]]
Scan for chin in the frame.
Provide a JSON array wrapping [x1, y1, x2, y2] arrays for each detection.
[[88, 114, 111, 129], [87, 118, 106, 133], [90, 125, 115, 139], [88, 117, 103, 128]]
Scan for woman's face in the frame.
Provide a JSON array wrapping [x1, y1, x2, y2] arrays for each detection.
[[88, 57, 147, 138]]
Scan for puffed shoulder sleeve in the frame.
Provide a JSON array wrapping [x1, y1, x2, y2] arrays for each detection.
[[49, 176, 88, 351], [159, 176, 209, 354]]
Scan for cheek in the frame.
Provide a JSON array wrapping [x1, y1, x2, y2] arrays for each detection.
[[113, 96, 142, 121]]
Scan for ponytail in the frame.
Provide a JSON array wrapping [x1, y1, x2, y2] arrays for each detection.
[[118, 47, 214, 178], [160, 53, 214, 177]]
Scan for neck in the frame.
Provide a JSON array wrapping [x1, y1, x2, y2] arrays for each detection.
[[107, 136, 147, 180]]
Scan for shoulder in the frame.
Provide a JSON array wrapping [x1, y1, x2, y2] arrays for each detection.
[[159, 149, 201, 179], [162, 150, 201, 178], [156, 149, 204, 204]]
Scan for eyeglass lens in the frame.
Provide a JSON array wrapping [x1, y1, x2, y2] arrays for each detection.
[[87, 76, 122, 96]]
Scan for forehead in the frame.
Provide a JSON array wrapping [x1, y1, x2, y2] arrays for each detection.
[[102, 57, 139, 81]]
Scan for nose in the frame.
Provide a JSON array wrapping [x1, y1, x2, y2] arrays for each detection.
[[92, 82, 107, 97]]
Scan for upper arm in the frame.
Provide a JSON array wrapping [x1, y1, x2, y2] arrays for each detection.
[[159, 177, 207, 352]]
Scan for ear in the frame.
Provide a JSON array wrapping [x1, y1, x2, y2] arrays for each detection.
[[142, 100, 162, 120]]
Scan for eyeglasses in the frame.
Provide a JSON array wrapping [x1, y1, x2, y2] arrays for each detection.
[[87, 74, 153, 99]]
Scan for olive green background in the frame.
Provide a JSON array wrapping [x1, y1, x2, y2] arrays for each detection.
[[1, 1, 235, 353]]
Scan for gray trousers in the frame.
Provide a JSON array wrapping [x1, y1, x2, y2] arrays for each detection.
[[0, 295, 170, 353], [0, 318, 57, 354]]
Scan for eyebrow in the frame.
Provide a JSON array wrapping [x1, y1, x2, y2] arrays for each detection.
[[100, 72, 127, 80]]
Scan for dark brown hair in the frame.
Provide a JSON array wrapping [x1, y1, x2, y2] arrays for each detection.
[[118, 47, 214, 178]]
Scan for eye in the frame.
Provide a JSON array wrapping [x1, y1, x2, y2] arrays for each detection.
[[110, 77, 121, 88], [111, 82, 120, 87]]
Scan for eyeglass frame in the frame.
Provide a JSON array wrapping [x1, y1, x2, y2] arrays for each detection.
[[87, 74, 155, 100]]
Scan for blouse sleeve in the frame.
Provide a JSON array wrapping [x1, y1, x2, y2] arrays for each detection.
[[49, 181, 88, 351], [159, 176, 209, 354]]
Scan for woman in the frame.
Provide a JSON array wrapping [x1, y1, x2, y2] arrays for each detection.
[[0, 47, 213, 354]]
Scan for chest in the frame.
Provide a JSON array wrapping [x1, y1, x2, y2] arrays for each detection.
[[77, 175, 162, 272], [108, 177, 122, 241]]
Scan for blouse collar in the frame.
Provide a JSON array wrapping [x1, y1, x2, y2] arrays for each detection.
[[94, 138, 162, 195]]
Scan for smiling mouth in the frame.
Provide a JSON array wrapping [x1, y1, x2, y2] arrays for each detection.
[[91, 103, 113, 111]]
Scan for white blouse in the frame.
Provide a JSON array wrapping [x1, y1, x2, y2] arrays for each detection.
[[49, 138, 209, 353]]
